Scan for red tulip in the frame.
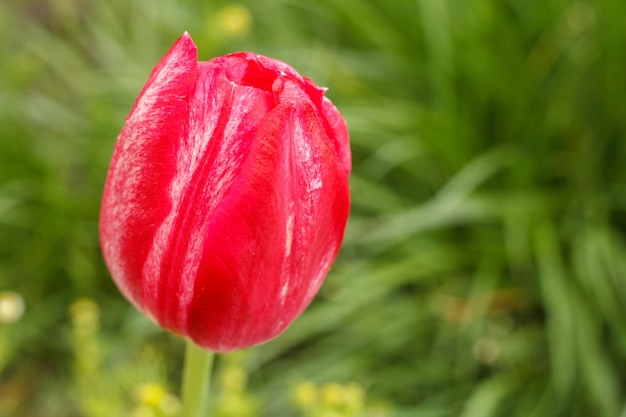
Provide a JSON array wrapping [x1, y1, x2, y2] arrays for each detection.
[[99, 33, 351, 352]]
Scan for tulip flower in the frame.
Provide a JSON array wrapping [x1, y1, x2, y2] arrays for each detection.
[[99, 33, 351, 353]]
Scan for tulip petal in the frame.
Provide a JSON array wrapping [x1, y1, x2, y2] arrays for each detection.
[[321, 97, 352, 174], [142, 61, 275, 332], [185, 98, 350, 351], [211, 52, 350, 174], [100, 33, 198, 315]]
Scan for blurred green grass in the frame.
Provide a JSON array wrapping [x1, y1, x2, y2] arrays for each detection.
[[1, 0, 626, 416]]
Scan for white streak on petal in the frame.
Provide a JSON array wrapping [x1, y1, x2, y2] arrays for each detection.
[[285, 213, 294, 257], [292, 116, 322, 196], [280, 281, 289, 305], [308, 177, 322, 192]]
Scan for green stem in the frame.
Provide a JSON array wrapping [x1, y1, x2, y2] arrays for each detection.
[[181, 339, 214, 417]]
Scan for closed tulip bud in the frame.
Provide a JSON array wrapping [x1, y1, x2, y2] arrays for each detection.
[[99, 33, 351, 352]]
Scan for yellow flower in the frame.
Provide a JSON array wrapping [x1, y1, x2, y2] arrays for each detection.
[[216, 4, 253, 37], [293, 381, 318, 409], [135, 383, 167, 408], [321, 382, 344, 408], [0, 291, 24, 323], [219, 365, 248, 392], [69, 297, 99, 327]]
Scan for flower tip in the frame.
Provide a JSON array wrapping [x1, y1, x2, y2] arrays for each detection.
[[169, 31, 197, 60], [176, 31, 196, 49]]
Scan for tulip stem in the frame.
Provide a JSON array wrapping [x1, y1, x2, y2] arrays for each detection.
[[181, 339, 214, 417]]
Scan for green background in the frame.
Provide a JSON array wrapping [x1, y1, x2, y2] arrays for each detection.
[[1, 0, 625, 416]]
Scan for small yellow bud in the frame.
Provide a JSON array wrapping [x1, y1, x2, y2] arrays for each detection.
[[0, 291, 25, 323], [292, 381, 318, 409], [219, 365, 248, 391], [69, 297, 99, 327], [134, 382, 167, 408], [216, 4, 253, 37], [321, 382, 344, 408]]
